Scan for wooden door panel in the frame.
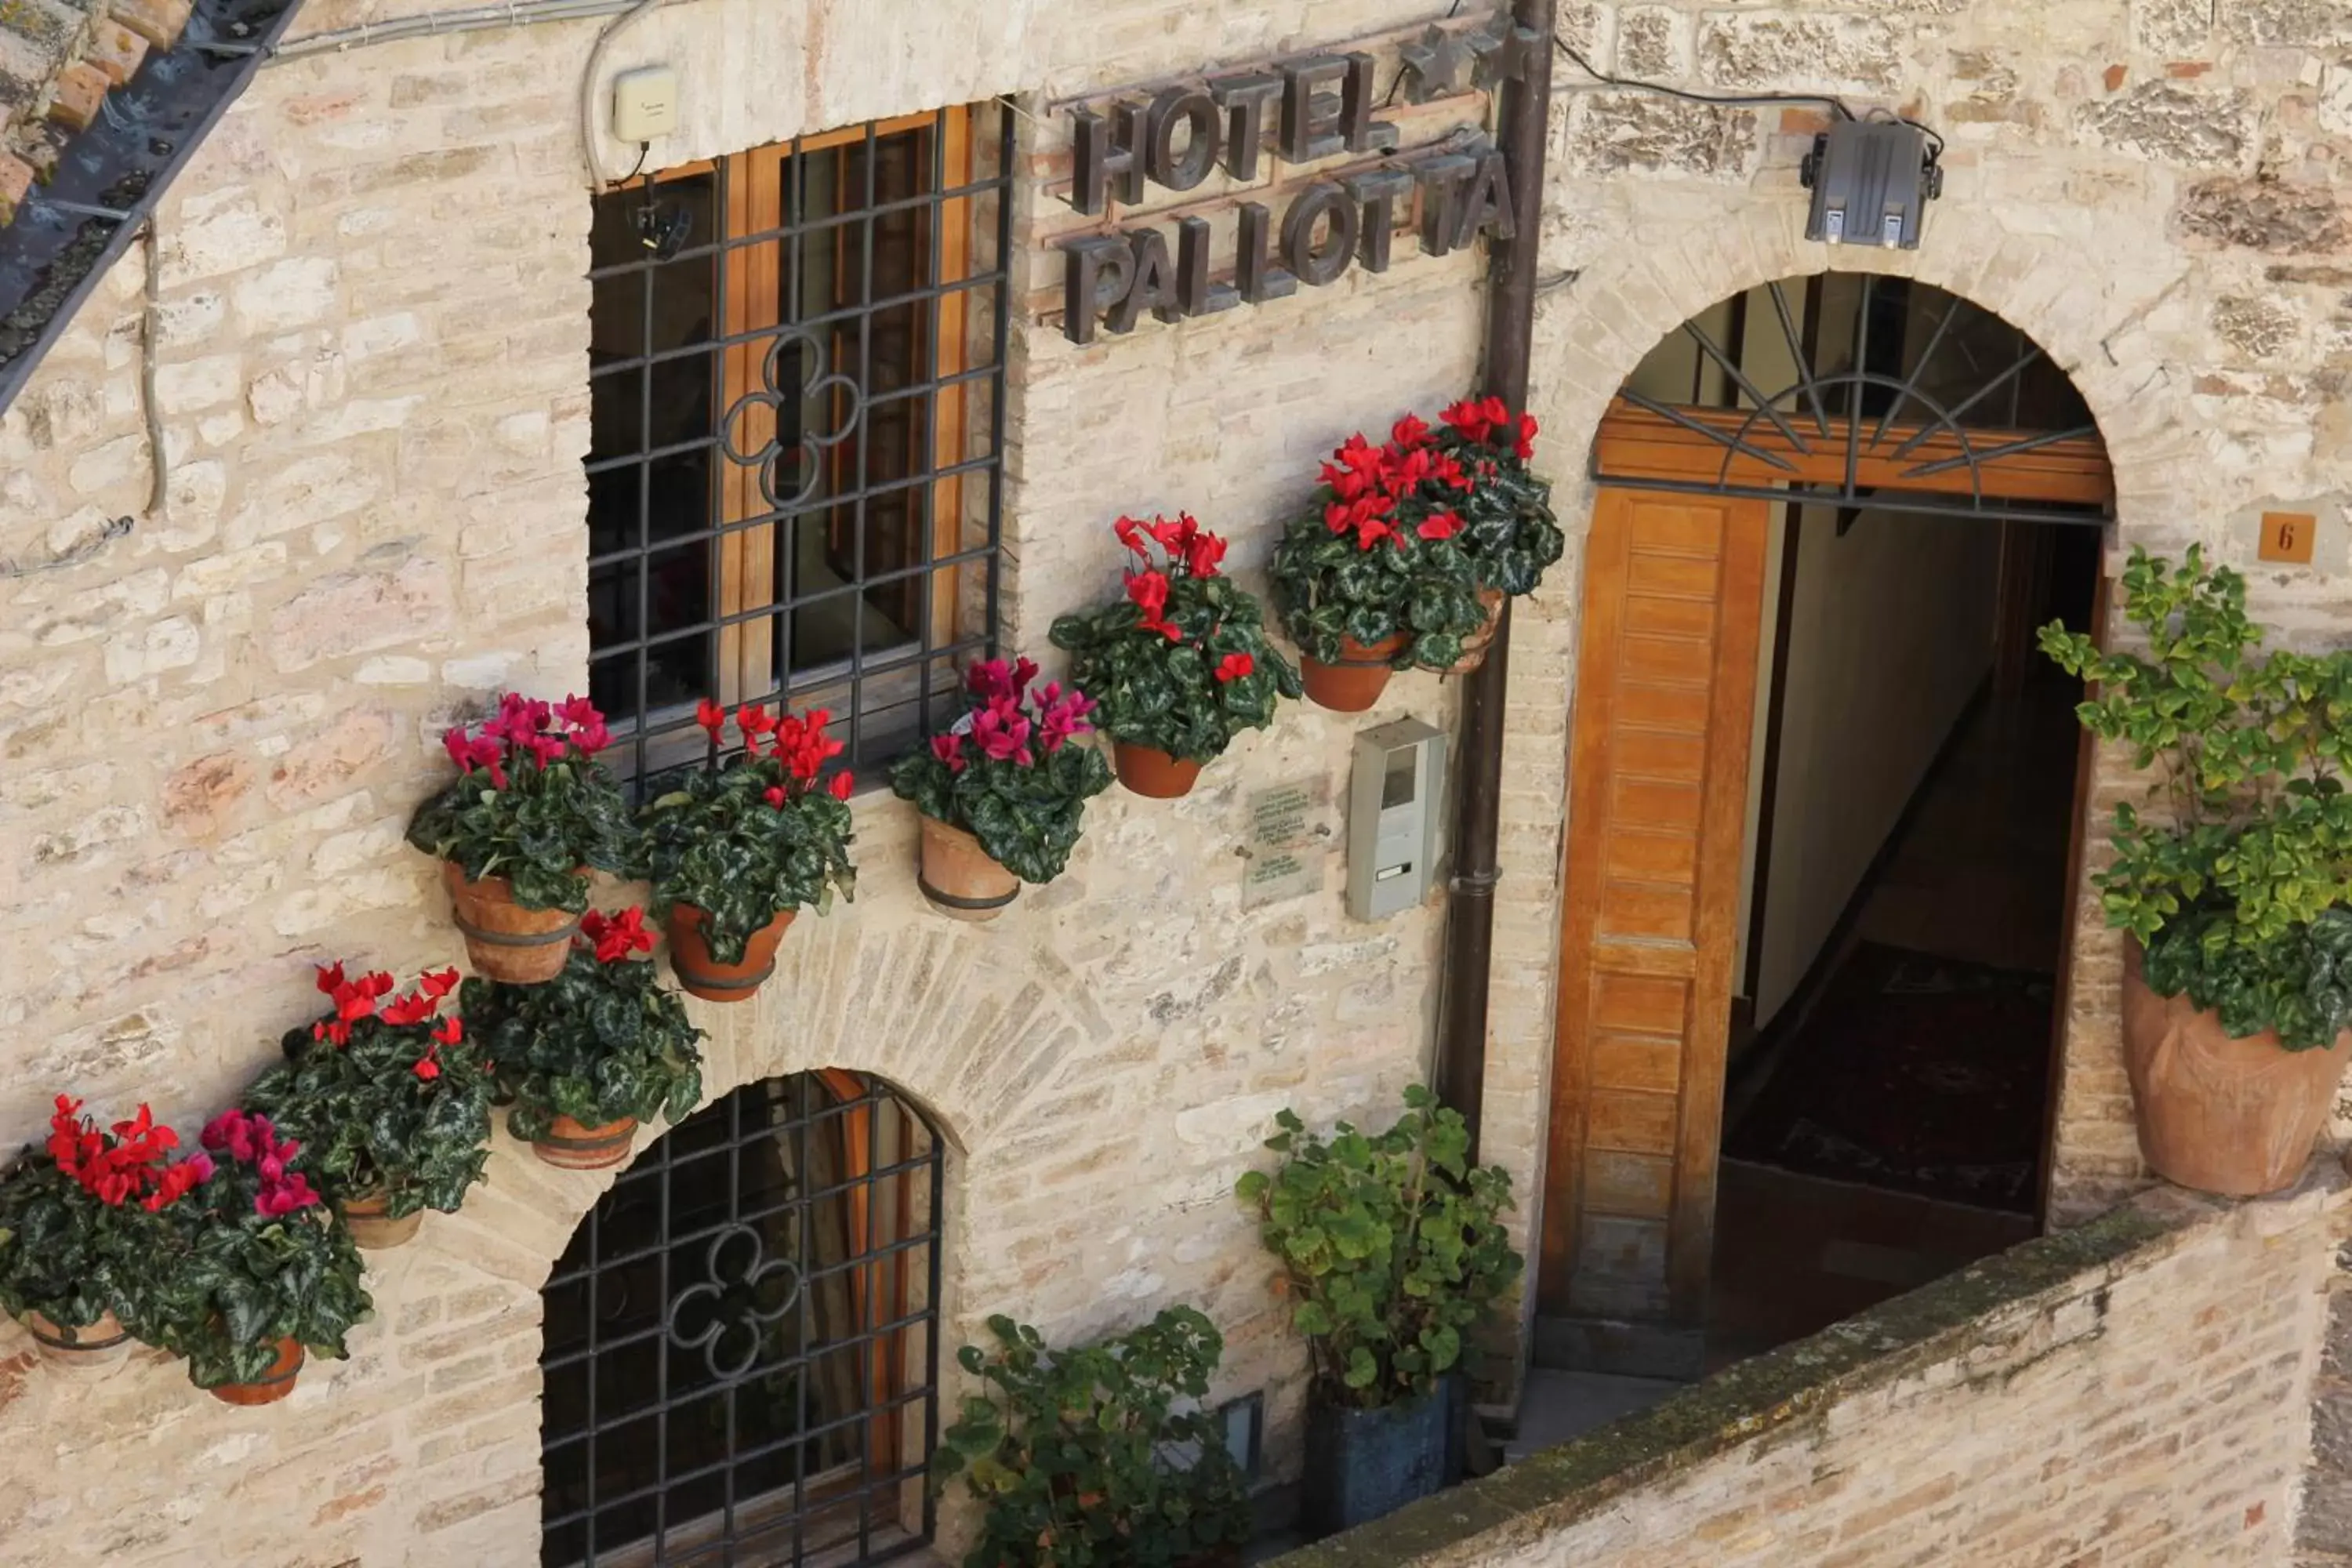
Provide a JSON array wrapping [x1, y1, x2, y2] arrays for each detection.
[[1541, 488, 1770, 1335], [1584, 1151, 1676, 1218]]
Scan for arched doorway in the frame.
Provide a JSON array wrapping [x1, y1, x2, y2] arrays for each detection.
[[539, 1071, 944, 1566], [1537, 272, 2114, 1378]]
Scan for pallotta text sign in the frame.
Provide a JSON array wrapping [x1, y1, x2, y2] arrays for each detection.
[[1055, 20, 1541, 346]]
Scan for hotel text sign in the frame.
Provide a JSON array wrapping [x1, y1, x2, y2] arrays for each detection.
[[1058, 23, 1541, 345]]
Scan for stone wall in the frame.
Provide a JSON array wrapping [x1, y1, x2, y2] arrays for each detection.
[[0, 2, 1488, 1562], [1486, 0, 2352, 1327], [2, 0, 2350, 1561], [1279, 1163, 2350, 1568]]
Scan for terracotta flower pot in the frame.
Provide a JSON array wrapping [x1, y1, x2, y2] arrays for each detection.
[[22, 1308, 131, 1370], [2122, 938, 2352, 1196], [441, 862, 583, 984], [211, 1337, 305, 1406], [1113, 742, 1204, 800], [532, 1114, 638, 1171], [666, 904, 794, 1004], [1446, 588, 1508, 676], [339, 1189, 423, 1250], [916, 816, 1019, 922], [1300, 633, 1408, 713]]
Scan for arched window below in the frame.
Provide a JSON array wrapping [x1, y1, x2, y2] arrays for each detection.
[[540, 1072, 943, 1566]]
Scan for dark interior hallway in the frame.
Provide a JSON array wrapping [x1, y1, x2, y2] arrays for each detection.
[[1708, 520, 2098, 1364]]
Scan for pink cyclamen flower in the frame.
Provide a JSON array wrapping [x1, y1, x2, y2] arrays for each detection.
[[972, 699, 1033, 765]]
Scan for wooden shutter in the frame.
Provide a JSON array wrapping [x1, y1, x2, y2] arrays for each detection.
[[1539, 488, 1770, 1336]]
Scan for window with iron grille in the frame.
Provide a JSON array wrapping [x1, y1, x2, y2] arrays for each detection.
[[541, 1073, 945, 1567], [586, 105, 1013, 789]]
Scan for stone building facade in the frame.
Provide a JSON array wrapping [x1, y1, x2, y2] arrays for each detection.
[[0, 0, 2348, 1564]]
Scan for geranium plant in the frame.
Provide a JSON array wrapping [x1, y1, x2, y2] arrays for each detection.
[[2041, 545, 2352, 1047], [405, 691, 634, 913], [463, 908, 707, 1144], [888, 659, 1113, 884], [1236, 1085, 1520, 1410], [145, 1109, 373, 1392], [241, 964, 495, 1221], [1048, 513, 1303, 772], [934, 1307, 1254, 1568], [1432, 397, 1564, 600], [1270, 415, 1490, 673], [638, 700, 858, 965], [0, 1097, 211, 1341]]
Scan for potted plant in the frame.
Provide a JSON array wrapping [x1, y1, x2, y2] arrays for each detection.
[[463, 907, 706, 1171], [240, 964, 494, 1250], [934, 1307, 1254, 1568], [1048, 514, 1303, 799], [887, 659, 1112, 920], [0, 1097, 211, 1368], [1271, 406, 1565, 710], [638, 700, 857, 1002], [2040, 544, 2352, 1196], [147, 1109, 372, 1404], [405, 691, 635, 983], [1234, 1085, 1520, 1535], [1270, 416, 1485, 712], [1430, 397, 1565, 673]]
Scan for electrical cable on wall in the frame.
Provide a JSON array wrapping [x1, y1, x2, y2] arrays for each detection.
[[1552, 37, 1858, 120], [140, 219, 169, 521], [1552, 38, 1947, 158]]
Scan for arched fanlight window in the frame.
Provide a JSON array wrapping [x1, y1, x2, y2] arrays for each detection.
[[1600, 273, 2108, 526], [540, 1073, 943, 1566]]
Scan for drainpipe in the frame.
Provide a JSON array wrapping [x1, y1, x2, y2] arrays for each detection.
[[1436, 0, 1553, 1161]]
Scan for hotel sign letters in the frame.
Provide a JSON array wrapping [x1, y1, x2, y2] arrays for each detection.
[[1058, 22, 1540, 345]]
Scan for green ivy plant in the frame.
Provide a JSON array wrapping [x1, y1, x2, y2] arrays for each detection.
[[463, 909, 706, 1140], [934, 1308, 1254, 1568], [1048, 514, 1303, 766], [405, 691, 636, 913], [1235, 1086, 1521, 1411], [639, 702, 858, 964], [148, 1109, 373, 1390], [888, 659, 1113, 884], [241, 964, 495, 1221], [2042, 544, 2352, 1048], [0, 1097, 210, 1336]]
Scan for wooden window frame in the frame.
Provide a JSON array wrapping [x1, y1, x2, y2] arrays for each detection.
[[584, 104, 1011, 787]]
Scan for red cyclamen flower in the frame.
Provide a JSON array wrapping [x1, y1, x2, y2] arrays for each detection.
[[1125, 569, 1183, 642], [581, 906, 655, 964], [1214, 652, 1255, 684]]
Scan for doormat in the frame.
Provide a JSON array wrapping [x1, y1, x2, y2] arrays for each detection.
[[1722, 942, 2056, 1213]]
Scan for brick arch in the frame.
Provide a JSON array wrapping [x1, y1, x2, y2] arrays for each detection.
[[448, 911, 1110, 1294], [1478, 214, 2180, 1351], [1526, 230, 2185, 521], [401, 911, 1109, 1563]]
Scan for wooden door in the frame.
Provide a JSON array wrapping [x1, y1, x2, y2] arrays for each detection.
[[1538, 488, 1770, 1359]]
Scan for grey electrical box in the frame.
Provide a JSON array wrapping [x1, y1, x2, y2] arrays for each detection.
[[1346, 718, 1446, 921], [1801, 119, 1941, 249]]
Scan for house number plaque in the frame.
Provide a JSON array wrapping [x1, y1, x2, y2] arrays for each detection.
[[1243, 778, 1330, 909]]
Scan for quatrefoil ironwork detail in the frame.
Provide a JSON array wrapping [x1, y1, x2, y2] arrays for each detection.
[[719, 328, 865, 514], [666, 1223, 804, 1381]]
